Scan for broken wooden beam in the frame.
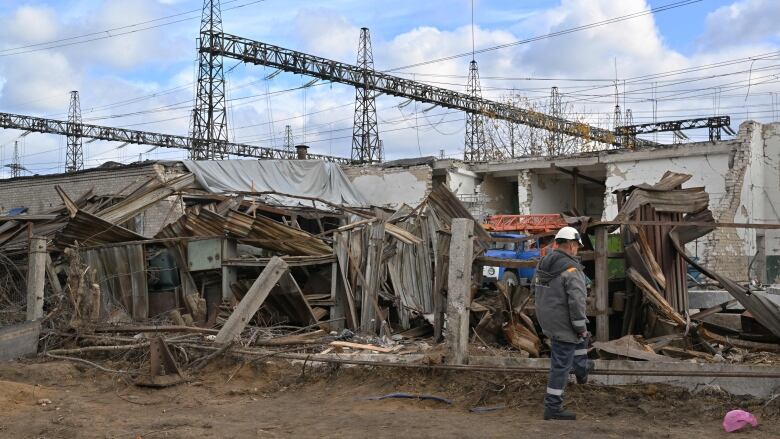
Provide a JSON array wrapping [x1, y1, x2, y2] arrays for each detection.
[[215, 257, 289, 344], [329, 340, 393, 353]]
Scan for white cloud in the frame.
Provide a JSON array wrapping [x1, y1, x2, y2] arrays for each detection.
[[4, 5, 60, 44], [292, 8, 360, 62], [701, 0, 780, 48], [2, 0, 780, 168]]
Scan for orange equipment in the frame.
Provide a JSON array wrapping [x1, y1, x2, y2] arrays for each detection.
[[483, 214, 567, 234]]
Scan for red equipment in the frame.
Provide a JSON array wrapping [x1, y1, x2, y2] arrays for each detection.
[[483, 214, 567, 234]]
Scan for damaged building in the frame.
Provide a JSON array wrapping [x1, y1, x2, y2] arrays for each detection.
[[346, 121, 780, 283]]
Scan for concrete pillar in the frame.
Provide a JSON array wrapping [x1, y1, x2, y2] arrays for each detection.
[[26, 237, 47, 321], [446, 218, 474, 365]]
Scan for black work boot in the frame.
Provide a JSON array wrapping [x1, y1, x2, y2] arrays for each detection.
[[575, 360, 595, 384], [544, 407, 577, 420]]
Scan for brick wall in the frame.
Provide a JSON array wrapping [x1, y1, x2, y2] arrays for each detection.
[[699, 124, 754, 281]]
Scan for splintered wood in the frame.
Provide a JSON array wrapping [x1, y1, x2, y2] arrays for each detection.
[[215, 257, 289, 344]]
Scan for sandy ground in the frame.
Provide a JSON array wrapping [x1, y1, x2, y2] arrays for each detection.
[[0, 358, 778, 439]]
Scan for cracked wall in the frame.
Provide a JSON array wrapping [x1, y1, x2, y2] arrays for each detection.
[[602, 121, 780, 282]]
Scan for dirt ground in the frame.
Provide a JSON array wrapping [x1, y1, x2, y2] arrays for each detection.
[[0, 358, 778, 439]]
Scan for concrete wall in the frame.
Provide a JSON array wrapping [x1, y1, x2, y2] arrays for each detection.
[[0, 163, 185, 237], [343, 165, 432, 209], [480, 174, 516, 216], [755, 123, 780, 282], [601, 121, 780, 281], [445, 167, 479, 196], [528, 173, 575, 214]]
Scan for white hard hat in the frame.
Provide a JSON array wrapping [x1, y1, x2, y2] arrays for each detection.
[[555, 226, 583, 246]]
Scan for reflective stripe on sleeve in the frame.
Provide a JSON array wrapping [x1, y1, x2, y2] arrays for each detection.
[[572, 319, 587, 326], [546, 387, 564, 396], [574, 349, 588, 356]]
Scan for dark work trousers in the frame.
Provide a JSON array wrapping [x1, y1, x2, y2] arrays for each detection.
[[544, 337, 590, 411]]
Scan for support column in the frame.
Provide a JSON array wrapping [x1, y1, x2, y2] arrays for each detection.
[[446, 218, 474, 365], [26, 237, 47, 321], [221, 238, 238, 301], [594, 226, 609, 341]]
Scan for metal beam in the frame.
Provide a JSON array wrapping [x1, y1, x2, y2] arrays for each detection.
[[0, 112, 350, 164], [617, 116, 733, 144], [203, 32, 630, 149]]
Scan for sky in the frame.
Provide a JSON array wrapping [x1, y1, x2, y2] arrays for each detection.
[[1, 0, 780, 176]]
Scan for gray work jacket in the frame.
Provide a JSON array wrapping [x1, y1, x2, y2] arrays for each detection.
[[532, 249, 589, 344]]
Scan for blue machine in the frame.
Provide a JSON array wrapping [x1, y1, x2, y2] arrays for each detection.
[[481, 232, 541, 286]]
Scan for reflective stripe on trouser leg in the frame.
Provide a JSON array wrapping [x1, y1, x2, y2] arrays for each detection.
[[572, 337, 590, 379], [544, 339, 576, 411]]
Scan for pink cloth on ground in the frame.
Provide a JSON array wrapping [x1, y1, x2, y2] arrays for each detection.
[[722, 409, 758, 432]]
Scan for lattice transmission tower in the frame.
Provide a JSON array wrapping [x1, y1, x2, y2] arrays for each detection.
[[351, 27, 381, 164], [464, 60, 491, 161], [284, 125, 294, 156], [191, 0, 229, 160], [8, 141, 23, 178], [547, 86, 563, 155], [66, 90, 83, 172]]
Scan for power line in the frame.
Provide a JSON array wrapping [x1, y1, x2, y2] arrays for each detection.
[[0, 0, 267, 58]]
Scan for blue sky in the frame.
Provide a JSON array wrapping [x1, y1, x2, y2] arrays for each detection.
[[1, 0, 780, 175]]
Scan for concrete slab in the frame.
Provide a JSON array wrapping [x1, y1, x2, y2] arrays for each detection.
[[700, 313, 742, 331], [0, 321, 40, 361], [689, 289, 780, 310], [287, 352, 780, 398]]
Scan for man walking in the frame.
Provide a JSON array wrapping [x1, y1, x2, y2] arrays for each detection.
[[533, 226, 592, 420]]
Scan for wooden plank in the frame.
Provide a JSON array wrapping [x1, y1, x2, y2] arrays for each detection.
[[474, 256, 538, 269], [221, 254, 336, 267], [594, 227, 609, 342], [54, 186, 78, 218], [278, 272, 320, 327], [361, 222, 385, 334], [111, 246, 134, 312], [215, 257, 288, 344], [330, 261, 346, 332], [127, 244, 149, 320], [329, 340, 393, 353], [26, 237, 47, 321], [97, 173, 195, 225], [447, 218, 473, 365], [45, 253, 62, 295], [626, 267, 686, 327], [433, 232, 450, 342], [334, 232, 358, 330]]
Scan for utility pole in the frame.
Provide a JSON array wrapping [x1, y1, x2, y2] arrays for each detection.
[[351, 27, 381, 164], [66, 90, 83, 172], [284, 125, 294, 157], [191, 0, 229, 160]]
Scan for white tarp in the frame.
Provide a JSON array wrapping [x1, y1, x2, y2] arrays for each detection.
[[183, 160, 369, 207]]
